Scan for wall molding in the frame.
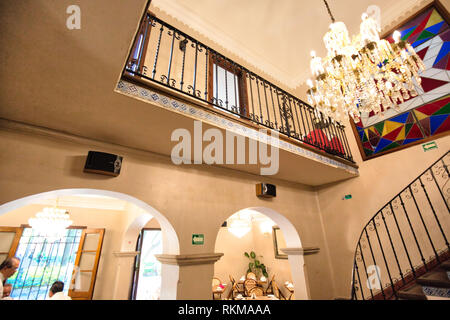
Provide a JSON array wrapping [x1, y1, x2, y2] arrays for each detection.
[[281, 247, 320, 256], [155, 253, 224, 266], [113, 251, 140, 258]]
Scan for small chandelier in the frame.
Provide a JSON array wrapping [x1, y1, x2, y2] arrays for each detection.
[[306, 0, 426, 123], [29, 204, 73, 239], [227, 214, 252, 238]]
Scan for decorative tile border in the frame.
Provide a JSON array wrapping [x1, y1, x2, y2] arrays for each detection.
[[422, 286, 450, 298], [115, 80, 359, 175]]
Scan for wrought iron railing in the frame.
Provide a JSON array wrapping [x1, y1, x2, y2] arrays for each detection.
[[351, 151, 450, 300], [122, 13, 354, 163]]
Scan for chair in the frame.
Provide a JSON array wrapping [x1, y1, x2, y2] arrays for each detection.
[[265, 275, 276, 294], [248, 286, 264, 298], [243, 279, 257, 296], [212, 277, 223, 300], [227, 275, 241, 300], [246, 272, 257, 280], [271, 280, 285, 300]]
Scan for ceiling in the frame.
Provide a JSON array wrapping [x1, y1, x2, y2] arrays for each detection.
[[151, 0, 433, 90], [32, 195, 130, 211]]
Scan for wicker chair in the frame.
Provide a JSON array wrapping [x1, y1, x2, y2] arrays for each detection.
[[265, 275, 276, 294], [227, 275, 239, 300], [212, 277, 223, 300], [246, 272, 257, 280], [243, 279, 257, 296], [271, 280, 285, 300], [248, 286, 264, 297]]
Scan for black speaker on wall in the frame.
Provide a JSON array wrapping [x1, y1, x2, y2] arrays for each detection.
[[256, 183, 276, 198], [84, 151, 123, 177]]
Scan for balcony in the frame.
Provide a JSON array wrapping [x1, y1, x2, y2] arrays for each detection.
[[115, 11, 359, 185]]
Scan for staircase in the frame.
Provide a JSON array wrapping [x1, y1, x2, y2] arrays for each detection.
[[351, 151, 450, 300], [398, 260, 450, 300]]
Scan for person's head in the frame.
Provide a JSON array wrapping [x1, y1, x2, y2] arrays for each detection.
[[3, 283, 12, 297], [49, 281, 64, 297], [0, 257, 20, 278]]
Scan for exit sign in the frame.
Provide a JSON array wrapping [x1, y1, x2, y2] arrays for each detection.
[[422, 141, 437, 152], [192, 234, 204, 245]]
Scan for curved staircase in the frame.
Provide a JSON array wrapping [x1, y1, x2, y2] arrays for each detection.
[[398, 260, 450, 300], [351, 151, 450, 300]]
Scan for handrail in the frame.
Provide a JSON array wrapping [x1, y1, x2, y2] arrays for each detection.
[[351, 150, 450, 300], [122, 13, 354, 163]]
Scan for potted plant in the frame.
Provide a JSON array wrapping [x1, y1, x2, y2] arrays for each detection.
[[244, 251, 268, 278]]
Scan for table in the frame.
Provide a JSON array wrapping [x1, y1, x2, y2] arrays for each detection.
[[239, 295, 279, 300], [212, 284, 227, 300], [284, 284, 294, 300]]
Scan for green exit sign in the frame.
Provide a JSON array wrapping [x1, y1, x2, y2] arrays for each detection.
[[422, 141, 437, 152], [192, 234, 204, 245]]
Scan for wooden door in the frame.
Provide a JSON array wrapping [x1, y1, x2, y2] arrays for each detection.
[[68, 228, 105, 300]]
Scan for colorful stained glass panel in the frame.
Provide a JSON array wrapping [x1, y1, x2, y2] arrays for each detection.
[[353, 5, 450, 160]]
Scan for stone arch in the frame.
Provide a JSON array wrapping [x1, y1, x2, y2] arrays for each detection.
[[0, 188, 180, 299], [214, 207, 310, 299]]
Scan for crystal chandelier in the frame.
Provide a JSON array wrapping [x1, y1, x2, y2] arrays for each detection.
[[28, 206, 73, 239], [227, 214, 252, 238], [306, 0, 426, 123]]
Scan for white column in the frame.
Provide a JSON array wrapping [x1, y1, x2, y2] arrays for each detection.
[[156, 253, 224, 300], [112, 251, 139, 300], [281, 247, 320, 300]]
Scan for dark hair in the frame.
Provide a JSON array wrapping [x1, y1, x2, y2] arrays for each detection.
[[0, 257, 19, 271], [50, 281, 65, 294]]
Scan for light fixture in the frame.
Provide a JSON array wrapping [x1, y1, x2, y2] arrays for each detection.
[[259, 220, 275, 235], [227, 214, 252, 238], [28, 199, 73, 239], [306, 0, 425, 123]]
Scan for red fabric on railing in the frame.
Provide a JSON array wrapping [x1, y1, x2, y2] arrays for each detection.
[[330, 136, 345, 155], [306, 129, 331, 150]]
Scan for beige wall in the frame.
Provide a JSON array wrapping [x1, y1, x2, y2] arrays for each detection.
[[0, 125, 333, 299]]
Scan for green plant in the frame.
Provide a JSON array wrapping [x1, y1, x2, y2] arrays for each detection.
[[244, 251, 268, 278]]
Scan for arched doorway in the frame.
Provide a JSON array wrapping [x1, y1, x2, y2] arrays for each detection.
[[213, 207, 309, 300], [0, 188, 180, 300]]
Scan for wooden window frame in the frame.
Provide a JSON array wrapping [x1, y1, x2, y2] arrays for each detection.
[[68, 228, 105, 300], [0, 227, 24, 259], [208, 54, 249, 118]]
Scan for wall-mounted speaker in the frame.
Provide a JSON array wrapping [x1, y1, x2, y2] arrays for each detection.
[[84, 151, 123, 177], [256, 183, 276, 198]]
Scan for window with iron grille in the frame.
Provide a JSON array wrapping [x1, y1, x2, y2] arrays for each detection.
[[6, 227, 83, 300]]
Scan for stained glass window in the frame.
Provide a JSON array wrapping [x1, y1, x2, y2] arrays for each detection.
[[352, 4, 450, 159]]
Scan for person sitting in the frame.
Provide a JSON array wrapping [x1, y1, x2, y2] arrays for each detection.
[[0, 257, 20, 299], [48, 281, 72, 300], [2, 284, 13, 300]]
